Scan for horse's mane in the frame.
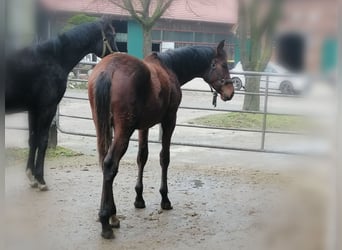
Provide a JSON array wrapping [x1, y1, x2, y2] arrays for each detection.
[[156, 46, 215, 82], [35, 19, 106, 56], [58, 20, 102, 45]]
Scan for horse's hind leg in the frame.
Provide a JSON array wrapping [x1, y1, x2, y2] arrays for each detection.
[[134, 129, 149, 209], [99, 128, 133, 239], [159, 116, 176, 210], [34, 106, 57, 191], [26, 111, 39, 188]]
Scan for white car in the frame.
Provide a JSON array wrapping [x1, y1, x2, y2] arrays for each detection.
[[230, 61, 309, 95]]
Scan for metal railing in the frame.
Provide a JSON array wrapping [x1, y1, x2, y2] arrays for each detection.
[[54, 62, 316, 155]]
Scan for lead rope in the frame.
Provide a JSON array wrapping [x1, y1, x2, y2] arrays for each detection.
[[207, 66, 218, 108], [212, 91, 218, 107], [207, 84, 218, 107]]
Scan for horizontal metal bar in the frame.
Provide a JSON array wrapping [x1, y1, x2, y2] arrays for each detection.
[[56, 114, 308, 136], [63, 95, 89, 101], [59, 114, 93, 120], [66, 82, 300, 99], [178, 106, 306, 116], [175, 123, 307, 135], [229, 70, 307, 78], [167, 141, 308, 156], [56, 126, 308, 156], [63, 88, 301, 101], [58, 104, 307, 119], [6, 121, 307, 138], [68, 79, 88, 83], [181, 88, 301, 98], [58, 104, 307, 117], [57, 127, 96, 137], [77, 61, 98, 66], [5, 126, 28, 131]]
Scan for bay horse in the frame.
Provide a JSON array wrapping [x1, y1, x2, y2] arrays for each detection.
[[5, 18, 118, 190], [88, 40, 234, 239]]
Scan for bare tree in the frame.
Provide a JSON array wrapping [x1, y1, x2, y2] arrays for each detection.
[[237, 0, 282, 111], [107, 0, 174, 56]]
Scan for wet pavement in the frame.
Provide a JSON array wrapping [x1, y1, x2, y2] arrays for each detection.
[[5, 80, 335, 250]]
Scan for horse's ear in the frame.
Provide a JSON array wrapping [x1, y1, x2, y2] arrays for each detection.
[[216, 40, 225, 57], [100, 16, 115, 32]]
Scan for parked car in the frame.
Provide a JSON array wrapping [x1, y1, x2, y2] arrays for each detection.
[[230, 61, 309, 95]]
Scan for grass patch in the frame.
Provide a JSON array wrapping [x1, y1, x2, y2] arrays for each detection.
[[188, 112, 310, 132], [68, 81, 88, 89], [6, 146, 83, 162]]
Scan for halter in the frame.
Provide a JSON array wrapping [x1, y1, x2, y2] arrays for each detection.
[[206, 63, 232, 107], [101, 29, 115, 58]]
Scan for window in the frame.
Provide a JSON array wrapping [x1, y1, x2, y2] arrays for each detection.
[[152, 30, 161, 41], [215, 33, 228, 42], [163, 31, 193, 42], [194, 33, 214, 43]]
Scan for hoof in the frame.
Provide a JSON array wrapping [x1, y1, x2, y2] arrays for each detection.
[[161, 202, 173, 210], [26, 169, 38, 188], [38, 183, 49, 191], [110, 215, 120, 228], [134, 199, 146, 209], [101, 229, 114, 239], [29, 180, 38, 188], [26, 169, 35, 181]]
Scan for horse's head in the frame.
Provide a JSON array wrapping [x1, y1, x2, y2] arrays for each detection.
[[95, 18, 119, 58], [204, 40, 234, 101]]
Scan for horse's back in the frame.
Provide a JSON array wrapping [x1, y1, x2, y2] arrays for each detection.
[[88, 53, 150, 107], [89, 52, 182, 130]]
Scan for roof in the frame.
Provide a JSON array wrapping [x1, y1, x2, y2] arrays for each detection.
[[40, 0, 237, 24]]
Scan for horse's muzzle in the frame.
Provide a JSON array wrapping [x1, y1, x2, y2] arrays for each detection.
[[220, 79, 234, 101], [221, 92, 234, 101]]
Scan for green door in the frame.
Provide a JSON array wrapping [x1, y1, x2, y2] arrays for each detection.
[[321, 38, 337, 72], [127, 20, 143, 59]]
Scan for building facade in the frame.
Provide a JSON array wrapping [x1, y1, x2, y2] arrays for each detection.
[[37, 0, 337, 72], [38, 0, 238, 61], [277, 0, 337, 72]]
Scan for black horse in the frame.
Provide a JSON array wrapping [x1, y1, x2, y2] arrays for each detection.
[[5, 18, 118, 190]]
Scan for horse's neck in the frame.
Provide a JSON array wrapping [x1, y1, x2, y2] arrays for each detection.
[[60, 39, 95, 73], [158, 47, 214, 86]]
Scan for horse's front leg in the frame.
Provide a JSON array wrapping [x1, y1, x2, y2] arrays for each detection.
[[26, 111, 38, 188], [159, 116, 176, 210], [134, 129, 149, 208], [99, 131, 131, 239]]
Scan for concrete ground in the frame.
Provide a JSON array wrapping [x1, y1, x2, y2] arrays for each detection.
[[5, 79, 336, 250]]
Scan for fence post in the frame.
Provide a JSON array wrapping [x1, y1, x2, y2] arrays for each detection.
[[48, 106, 59, 148], [260, 75, 269, 150], [48, 116, 57, 148], [335, 8, 342, 250], [158, 124, 162, 142]]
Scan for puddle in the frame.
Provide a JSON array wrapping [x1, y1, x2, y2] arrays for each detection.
[[192, 179, 204, 188]]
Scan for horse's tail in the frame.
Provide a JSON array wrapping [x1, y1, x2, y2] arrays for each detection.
[[94, 71, 113, 168]]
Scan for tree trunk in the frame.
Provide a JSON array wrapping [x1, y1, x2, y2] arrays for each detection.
[[142, 27, 152, 57], [242, 76, 261, 111], [238, 0, 281, 112]]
